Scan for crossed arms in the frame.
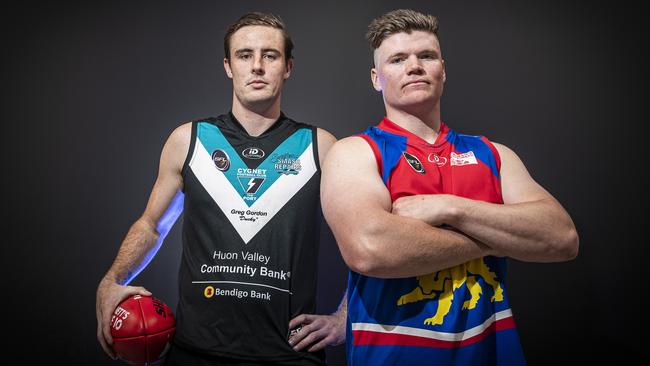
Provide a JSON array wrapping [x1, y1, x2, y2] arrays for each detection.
[[321, 136, 579, 279]]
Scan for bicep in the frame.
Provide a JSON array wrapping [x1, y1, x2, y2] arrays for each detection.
[[495, 142, 554, 205], [316, 128, 337, 166], [140, 123, 191, 227], [321, 137, 392, 241]]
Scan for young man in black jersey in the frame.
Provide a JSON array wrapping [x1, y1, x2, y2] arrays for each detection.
[[96, 12, 345, 365]]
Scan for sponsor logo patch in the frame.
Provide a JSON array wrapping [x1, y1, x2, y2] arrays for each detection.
[[211, 149, 230, 171], [428, 153, 447, 167], [204, 286, 215, 298], [242, 147, 265, 159], [450, 151, 478, 166], [271, 153, 302, 175], [403, 152, 425, 173]]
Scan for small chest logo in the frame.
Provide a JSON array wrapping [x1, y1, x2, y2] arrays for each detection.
[[212, 149, 230, 171], [428, 153, 447, 167], [236, 167, 267, 203], [403, 152, 425, 174], [450, 151, 478, 166], [272, 153, 302, 175], [242, 147, 265, 159], [238, 177, 266, 194]]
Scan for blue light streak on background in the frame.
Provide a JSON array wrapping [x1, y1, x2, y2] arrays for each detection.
[[123, 190, 184, 285]]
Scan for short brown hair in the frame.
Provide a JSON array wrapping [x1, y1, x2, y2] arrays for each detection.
[[224, 12, 294, 62], [366, 9, 439, 49]]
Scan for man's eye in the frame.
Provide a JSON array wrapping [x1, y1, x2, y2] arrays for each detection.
[[264, 53, 277, 60], [391, 58, 404, 64], [239, 54, 252, 60], [420, 54, 435, 60]]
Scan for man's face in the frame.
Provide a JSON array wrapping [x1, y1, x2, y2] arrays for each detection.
[[224, 25, 292, 109], [371, 30, 446, 111]]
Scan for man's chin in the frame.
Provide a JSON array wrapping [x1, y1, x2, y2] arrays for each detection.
[[239, 93, 278, 108], [395, 94, 438, 109]]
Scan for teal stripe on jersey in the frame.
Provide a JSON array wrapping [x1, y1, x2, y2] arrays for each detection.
[[197, 123, 312, 207]]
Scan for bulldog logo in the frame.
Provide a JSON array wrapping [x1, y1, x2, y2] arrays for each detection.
[[397, 258, 504, 326]]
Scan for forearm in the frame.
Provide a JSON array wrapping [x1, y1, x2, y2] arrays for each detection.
[[103, 219, 161, 285], [450, 196, 578, 262], [342, 212, 492, 279], [336, 291, 347, 315]]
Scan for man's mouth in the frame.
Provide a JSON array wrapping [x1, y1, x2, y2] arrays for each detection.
[[248, 79, 268, 87], [403, 80, 430, 88]]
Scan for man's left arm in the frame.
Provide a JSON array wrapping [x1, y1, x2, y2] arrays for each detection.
[[286, 128, 347, 352], [393, 142, 579, 262]]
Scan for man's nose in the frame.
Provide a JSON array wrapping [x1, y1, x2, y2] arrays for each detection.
[[405, 55, 424, 75], [252, 54, 264, 75]]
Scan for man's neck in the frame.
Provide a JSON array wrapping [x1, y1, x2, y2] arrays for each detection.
[[231, 95, 282, 137], [385, 104, 441, 144]]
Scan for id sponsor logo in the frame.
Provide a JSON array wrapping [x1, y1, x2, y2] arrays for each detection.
[[242, 147, 265, 160]]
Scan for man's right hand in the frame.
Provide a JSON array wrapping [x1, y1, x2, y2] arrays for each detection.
[[95, 277, 151, 359]]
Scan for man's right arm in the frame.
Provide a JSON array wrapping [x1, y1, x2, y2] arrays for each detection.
[[95, 122, 191, 359], [321, 137, 493, 279]]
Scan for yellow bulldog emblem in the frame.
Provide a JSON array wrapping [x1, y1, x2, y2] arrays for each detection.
[[397, 259, 504, 326]]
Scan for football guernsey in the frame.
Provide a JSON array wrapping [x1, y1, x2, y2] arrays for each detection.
[[347, 117, 526, 365], [175, 112, 324, 364]]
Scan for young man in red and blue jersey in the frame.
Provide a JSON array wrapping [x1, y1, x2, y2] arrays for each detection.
[[321, 9, 579, 365]]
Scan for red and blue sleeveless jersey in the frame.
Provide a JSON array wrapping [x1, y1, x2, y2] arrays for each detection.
[[346, 117, 526, 365]]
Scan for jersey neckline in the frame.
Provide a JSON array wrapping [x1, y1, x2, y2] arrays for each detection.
[[377, 117, 451, 149], [222, 111, 291, 140]]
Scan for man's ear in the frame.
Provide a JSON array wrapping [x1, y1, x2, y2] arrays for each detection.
[[371, 68, 382, 92], [284, 58, 293, 80], [442, 59, 446, 83], [224, 57, 233, 79]]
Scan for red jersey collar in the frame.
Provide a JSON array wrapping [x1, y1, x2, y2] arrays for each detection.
[[377, 117, 450, 148]]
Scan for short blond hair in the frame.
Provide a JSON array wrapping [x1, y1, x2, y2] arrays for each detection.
[[366, 9, 439, 49]]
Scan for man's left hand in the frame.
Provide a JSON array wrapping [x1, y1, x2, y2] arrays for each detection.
[[392, 194, 459, 226], [288, 312, 346, 352]]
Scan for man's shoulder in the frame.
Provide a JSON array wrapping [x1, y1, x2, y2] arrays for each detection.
[[169, 122, 192, 143], [316, 128, 336, 143], [329, 135, 375, 156]]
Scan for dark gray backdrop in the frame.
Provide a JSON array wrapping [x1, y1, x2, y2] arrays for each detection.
[[2, 0, 646, 364]]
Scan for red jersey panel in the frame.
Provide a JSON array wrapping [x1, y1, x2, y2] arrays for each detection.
[[358, 117, 503, 204]]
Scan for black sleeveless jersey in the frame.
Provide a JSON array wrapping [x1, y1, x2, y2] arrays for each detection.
[[175, 112, 324, 364]]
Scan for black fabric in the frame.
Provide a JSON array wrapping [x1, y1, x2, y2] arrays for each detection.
[[174, 113, 324, 365], [164, 343, 325, 366]]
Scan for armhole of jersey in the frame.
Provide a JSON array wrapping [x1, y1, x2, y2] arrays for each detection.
[[311, 126, 320, 172], [180, 121, 198, 192], [481, 136, 502, 174], [356, 134, 384, 179], [481, 136, 505, 203]]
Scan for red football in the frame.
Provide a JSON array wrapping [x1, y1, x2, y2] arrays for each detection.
[[110, 295, 175, 365]]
